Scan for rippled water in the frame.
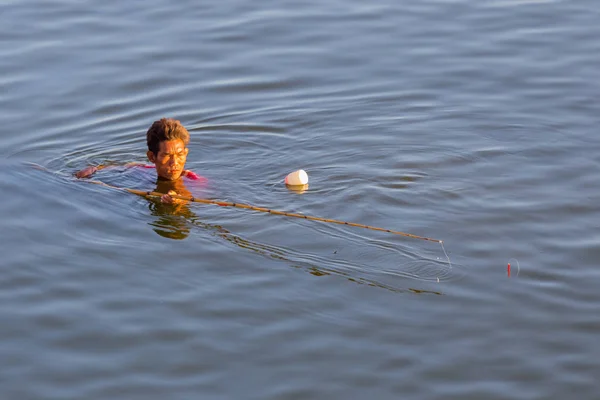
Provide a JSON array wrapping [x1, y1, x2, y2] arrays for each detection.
[[2, 0, 600, 398]]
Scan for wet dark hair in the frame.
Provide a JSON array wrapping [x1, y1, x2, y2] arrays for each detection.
[[146, 118, 190, 155]]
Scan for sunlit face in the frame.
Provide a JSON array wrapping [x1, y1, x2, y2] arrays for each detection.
[[147, 139, 189, 180]]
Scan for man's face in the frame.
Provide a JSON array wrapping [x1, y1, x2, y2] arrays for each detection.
[[147, 139, 189, 180]]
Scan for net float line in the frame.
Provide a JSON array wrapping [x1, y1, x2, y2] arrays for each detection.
[[86, 179, 443, 243], [25, 163, 442, 244]]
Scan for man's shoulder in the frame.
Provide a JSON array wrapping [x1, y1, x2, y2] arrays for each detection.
[[183, 170, 207, 183]]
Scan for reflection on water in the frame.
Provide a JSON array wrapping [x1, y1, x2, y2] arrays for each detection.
[[148, 206, 192, 240], [147, 177, 195, 240], [285, 183, 309, 194], [143, 174, 442, 294]]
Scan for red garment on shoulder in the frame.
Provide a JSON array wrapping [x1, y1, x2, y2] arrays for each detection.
[[183, 170, 207, 182]]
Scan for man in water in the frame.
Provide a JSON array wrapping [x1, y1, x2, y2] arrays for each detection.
[[75, 118, 204, 204]]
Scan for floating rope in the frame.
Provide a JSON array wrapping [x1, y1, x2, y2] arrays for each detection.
[[86, 178, 443, 244]]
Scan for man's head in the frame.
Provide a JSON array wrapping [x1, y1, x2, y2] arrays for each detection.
[[146, 118, 190, 180]]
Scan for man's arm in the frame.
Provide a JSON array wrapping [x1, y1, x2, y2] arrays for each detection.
[[74, 162, 149, 179]]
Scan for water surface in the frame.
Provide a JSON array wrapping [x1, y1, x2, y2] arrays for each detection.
[[1, 0, 599, 398]]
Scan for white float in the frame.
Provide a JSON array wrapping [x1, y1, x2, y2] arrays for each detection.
[[284, 169, 308, 186]]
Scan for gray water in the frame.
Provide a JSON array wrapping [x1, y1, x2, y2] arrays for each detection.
[[2, 0, 600, 398]]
